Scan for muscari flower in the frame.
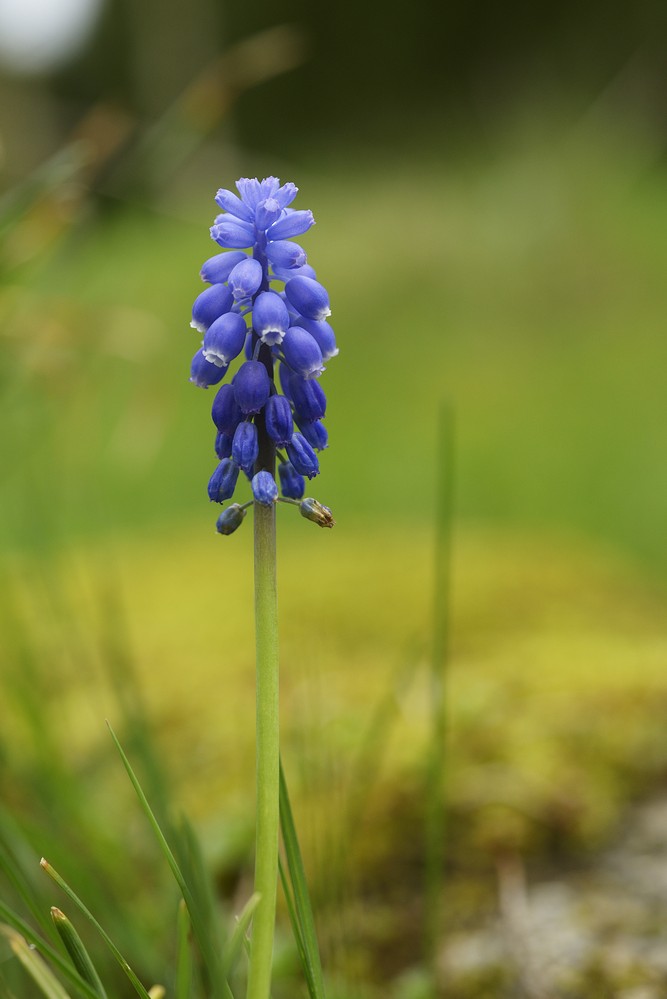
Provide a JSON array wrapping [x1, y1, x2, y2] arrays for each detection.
[[188, 177, 336, 531]]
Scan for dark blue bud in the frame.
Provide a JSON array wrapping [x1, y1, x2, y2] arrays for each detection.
[[216, 503, 247, 535], [212, 382, 242, 434], [255, 198, 282, 230], [251, 470, 278, 506], [268, 210, 315, 240], [298, 419, 328, 451], [278, 460, 305, 499], [266, 240, 307, 270], [235, 178, 263, 208], [297, 318, 339, 362], [287, 432, 320, 479], [232, 421, 259, 474], [289, 374, 327, 421], [244, 332, 255, 360], [252, 291, 290, 346], [208, 458, 240, 503], [228, 257, 263, 301], [200, 250, 247, 284], [211, 220, 255, 249], [191, 284, 234, 332], [215, 431, 233, 459], [214, 188, 256, 223], [265, 394, 293, 447], [282, 326, 325, 379], [233, 360, 271, 415], [202, 312, 247, 367], [190, 349, 227, 389]]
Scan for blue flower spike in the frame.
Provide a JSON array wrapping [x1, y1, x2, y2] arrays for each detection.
[[189, 177, 337, 532]]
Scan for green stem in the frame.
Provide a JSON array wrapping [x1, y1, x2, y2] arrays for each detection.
[[246, 497, 280, 999]]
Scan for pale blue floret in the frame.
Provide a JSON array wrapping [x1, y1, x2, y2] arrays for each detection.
[[191, 284, 233, 332], [281, 326, 325, 379], [203, 312, 248, 367], [228, 257, 263, 301], [253, 291, 290, 346], [284, 276, 331, 322]]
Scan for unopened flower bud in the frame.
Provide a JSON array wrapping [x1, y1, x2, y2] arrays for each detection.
[[216, 504, 246, 535], [299, 497, 335, 528], [251, 470, 278, 506]]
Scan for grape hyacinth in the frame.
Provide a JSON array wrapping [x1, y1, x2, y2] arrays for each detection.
[[188, 176, 336, 531]]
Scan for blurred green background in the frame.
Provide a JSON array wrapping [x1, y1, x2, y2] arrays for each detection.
[[2, 2, 667, 996]]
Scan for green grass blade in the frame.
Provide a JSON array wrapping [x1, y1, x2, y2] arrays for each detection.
[[50, 908, 107, 999], [175, 900, 192, 999], [106, 724, 230, 999], [0, 901, 100, 999], [277, 858, 309, 978], [278, 760, 326, 999], [0, 925, 72, 999], [40, 860, 151, 999], [221, 892, 260, 980]]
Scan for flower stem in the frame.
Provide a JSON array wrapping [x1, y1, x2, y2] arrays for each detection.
[[247, 350, 280, 999]]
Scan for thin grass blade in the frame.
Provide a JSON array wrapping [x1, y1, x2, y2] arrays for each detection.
[[221, 892, 260, 980], [40, 860, 151, 999], [278, 760, 326, 999], [0, 901, 99, 999], [175, 900, 192, 999], [106, 724, 230, 999], [50, 908, 107, 999], [0, 925, 72, 999]]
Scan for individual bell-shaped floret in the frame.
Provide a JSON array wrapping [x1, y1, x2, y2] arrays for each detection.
[[300, 497, 335, 528], [252, 291, 290, 346], [288, 372, 327, 421], [264, 394, 293, 447], [232, 421, 259, 474], [190, 349, 227, 389], [298, 419, 328, 451], [233, 360, 271, 415], [284, 275, 331, 322], [208, 458, 240, 503], [203, 312, 247, 367], [216, 503, 247, 535], [211, 383, 242, 435], [210, 219, 255, 249], [191, 284, 234, 333], [251, 470, 278, 506], [255, 198, 282, 230], [286, 432, 319, 479], [215, 431, 233, 459], [297, 318, 338, 362], [268, 210, 315, 240], [265, 240, 307, 271], [282, 326, 325, 379], [200, 250, 247, 284], [214, 188, 255, 223], [228, 257, 263, 301], [278, 460, 305, 500]]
